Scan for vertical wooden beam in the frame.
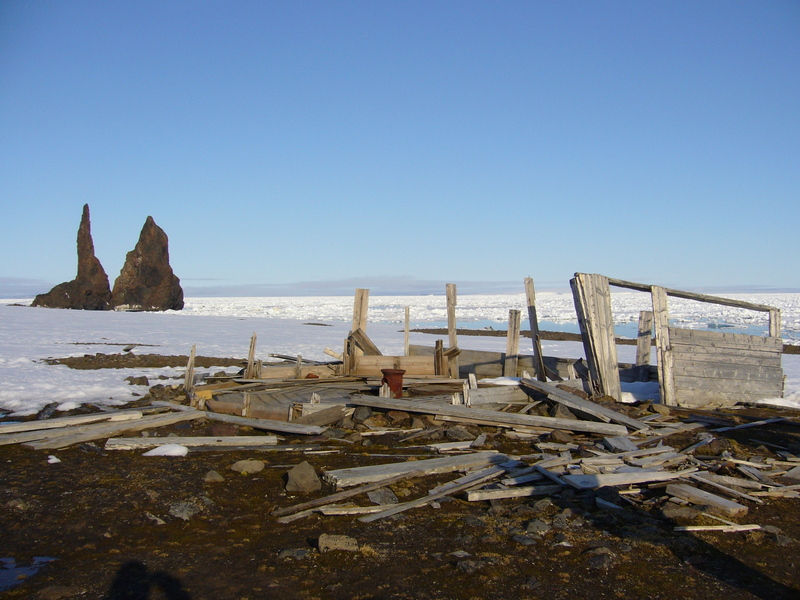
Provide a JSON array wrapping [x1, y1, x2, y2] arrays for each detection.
[[351, 288, 369, 359], [245, 332, 257, 379], [769, 308, 781, 339], [504, 309, 521, 377], [446, 283, 459, 378], [524, 277, 547, 381], [404, 306, 410, 357], [434, 339, 445, 377], [185, 343, 197, 405], [571, 273, 621, 400], [651, 285, 677, 406], [635, 311, 654, 366]]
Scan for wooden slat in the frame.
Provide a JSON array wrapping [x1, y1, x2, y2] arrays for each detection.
[[504, 309, 521, 377], [201, 411, 325, 435], [524, 277, 547, 381], [672, 361, 784, 383], [348, 396, 629, 436], [666, 483, 748, 518], [669, 328, 783, 352], [323, 451, 508, 488], [652, 285, 677, 406], [22, 411, 204, 450], [351, 328, 383, 356], [635, 310, 653, 366], [520, 378, 648, 431], [0, 409, 145, 435], [353, 355, 436, 377], [105, 435, 279, 449]]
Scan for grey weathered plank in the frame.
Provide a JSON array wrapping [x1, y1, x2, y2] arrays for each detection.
[[201, 411, 325, 435], [669, 328, 782, 351], [323, 451, 508, 488], [105, 435, 279, 450], [348, 396, 629, 436], [666, 483, 748, 518], [563, 468, 695, 489], [0, 409, 145, 435], [22, 411, 204, 450], [672, 362, 784, 382], [520, 378, 648, 432]]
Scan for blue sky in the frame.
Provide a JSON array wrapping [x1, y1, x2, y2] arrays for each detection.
[[1, 1, 798, 297]]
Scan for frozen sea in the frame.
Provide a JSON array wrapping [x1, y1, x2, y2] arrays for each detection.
[[1, 292, 799, 416]]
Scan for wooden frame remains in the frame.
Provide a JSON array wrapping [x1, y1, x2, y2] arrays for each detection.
[[570, 273, 783, 408]]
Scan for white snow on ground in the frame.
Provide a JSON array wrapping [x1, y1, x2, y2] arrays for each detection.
[[1, 293, 799, 416]]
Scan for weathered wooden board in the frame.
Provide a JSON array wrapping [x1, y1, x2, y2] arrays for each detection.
[[22, 411, 204, 450], [520, 378, 649, 432], [323, 451, 508, 488], [563, 469, 694, 489], [0, 409, 145, 436], [201, 412, 325, 435], [666, 483, 748, 518], [353, 355, 436, 377], [105, 435, 279, 450], [348, 396, 628, 436], [669, 328, 783, 352]]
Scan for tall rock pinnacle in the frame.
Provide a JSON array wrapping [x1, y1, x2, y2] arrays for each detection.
[[32, 204, 112, 310], [111, 216, 184, 311]]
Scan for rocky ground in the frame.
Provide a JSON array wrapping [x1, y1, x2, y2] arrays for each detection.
[[1, 354, 800, 600]]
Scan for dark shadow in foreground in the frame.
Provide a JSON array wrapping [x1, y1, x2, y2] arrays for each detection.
[[103, 560, 192, 600]]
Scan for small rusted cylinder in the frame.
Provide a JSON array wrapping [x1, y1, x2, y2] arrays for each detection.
[[380, 368, 406, 399]]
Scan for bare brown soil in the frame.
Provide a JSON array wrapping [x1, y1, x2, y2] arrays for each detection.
[[2, 357, 800, 600]]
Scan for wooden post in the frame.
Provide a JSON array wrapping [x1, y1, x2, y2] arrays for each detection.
[[351, 288, 369, 359], [504, 309, 521, 377], [245, 333, 257, 379], [524, 277, 547, 382], [651, 285, 677, 406], [635, 310, 654, 366], [769, 308, 781, 339], [404, 306, 410, 356], [434, 340, 445, 377], [446, 284, 459, 378], [570, 273, 621, 400], [185, 344, 197, 405]]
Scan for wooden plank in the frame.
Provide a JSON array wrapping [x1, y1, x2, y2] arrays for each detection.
[[446, 283, 459, 378], [404, 306, 410, 357], [636, 311, 653, 366], [671, 362, 784, 383], [348, 396, 629, 436], [22, 411, 204, 450], [769, 308, 781, 338], [323, 451, 508, 488], [524, 277, 547, 382], [353, 355, 436, 377], [666, 483, 748, 518], [105, 435, 279, 450], [351, 288, 369, 359], [504, 309, 521, 377], [466, 484, 563, 501], [0, 409, 145, 435], [571, 273, 621, 400], [359, 465, 507, 523], [520, 378, 648, 432], [467, 385, 530, 405], [669, 348, 782, 365], [563, 468, 695, 490], [607, 277, 777, 313], [689, 473, 764, 504], [291, 405, 348, 427], [272, 469, 428, 518], [652, 285, 677, 406], [185, 343, 197, 403], [245, 332, 258, 379], [351, 328, 383, 356], [669, 328, 783, 352], [201, 411, 325, 435]]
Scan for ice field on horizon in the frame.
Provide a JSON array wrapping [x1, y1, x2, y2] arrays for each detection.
[[1, 292, 799, 416]]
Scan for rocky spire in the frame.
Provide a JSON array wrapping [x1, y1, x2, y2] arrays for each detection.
[[111, 216, 184, 311], [32, 204, 112, 310]]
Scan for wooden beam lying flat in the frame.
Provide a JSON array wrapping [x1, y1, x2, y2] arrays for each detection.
[[22, 410, 204, 450], [520, 378, 648, 432], [104, 435, 279, 450], [202, 412, 325, 435], [0, 409, 145, 436], [323, 451, 508, 488], [348, 396, 628, 436]]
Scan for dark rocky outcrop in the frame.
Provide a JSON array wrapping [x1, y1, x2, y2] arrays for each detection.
[[111, 216, 183, 311], [32, 205, 112, 310]]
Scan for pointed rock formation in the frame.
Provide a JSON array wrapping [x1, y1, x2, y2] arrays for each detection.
[[111, 216, 183, 311], [32, 204, 112, 310]]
